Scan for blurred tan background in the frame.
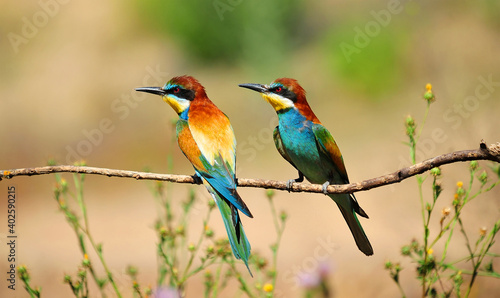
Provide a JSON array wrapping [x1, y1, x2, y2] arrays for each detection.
[[1, 0, 499, 297]]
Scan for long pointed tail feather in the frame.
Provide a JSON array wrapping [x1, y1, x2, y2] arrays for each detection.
[[330, 194, 373, 256], [212, 191, 253, 276]]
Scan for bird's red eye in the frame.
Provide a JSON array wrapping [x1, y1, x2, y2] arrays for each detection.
[[275, 87, 282, 93], [173, 87, 180, 93]]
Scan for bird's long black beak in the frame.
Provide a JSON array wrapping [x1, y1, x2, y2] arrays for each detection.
[[135, 87, 166, 96], [238, 83, 268, 93]]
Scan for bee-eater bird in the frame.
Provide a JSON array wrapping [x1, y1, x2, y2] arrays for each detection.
[[239, 78, 373, 256], [136, 76, 253, 273]]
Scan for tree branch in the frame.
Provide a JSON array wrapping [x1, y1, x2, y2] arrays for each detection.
[[1, 141, 499, 195]]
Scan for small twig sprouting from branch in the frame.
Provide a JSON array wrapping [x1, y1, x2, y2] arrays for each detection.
[[1, 142, 499, 195]]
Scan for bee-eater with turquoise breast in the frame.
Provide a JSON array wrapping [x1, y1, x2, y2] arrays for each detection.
[[239, 78, 373, 256], [136, 76, 253, 273]]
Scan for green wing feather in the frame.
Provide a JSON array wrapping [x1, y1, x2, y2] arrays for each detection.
[[311, 124, 349, 183], [312, 123, 368, 218]]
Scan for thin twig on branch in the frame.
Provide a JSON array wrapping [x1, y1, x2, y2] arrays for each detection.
[[1, 142, 499, 195]]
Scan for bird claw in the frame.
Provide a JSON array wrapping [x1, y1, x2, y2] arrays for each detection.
[[286, 172, 304, 192], [322, 181, 330, 194]]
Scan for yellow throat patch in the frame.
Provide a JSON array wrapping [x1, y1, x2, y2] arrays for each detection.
[[163, 95, 189, 114], [262, 93, 293, 111]]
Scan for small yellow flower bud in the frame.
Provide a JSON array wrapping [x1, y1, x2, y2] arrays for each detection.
[[267, 269, 277, 278], [175, 225, 185, 236], [401, 245, 411, 256], [479, 227, 487, 237], [18, 265, 30, 281], [256, 256, 268, 269], [405, 115, 416, 136], [82, 254, 90, 267], [456, 181, 463, 188], [74, 160, 87, 166], [280, 211, 288, 222], [478, 171, 488, 184], [78, 269, 86, 278], [18, 265, 27, 274], [204, 269, 212, 278], [206, 245, 214, 254], [385, 261, 393, 269], [406, 115, 415, 127], [452, 194, 461, 207], [263, 283, 273, 293], [430, 167, 441, 177], [159, 226, 168, 238], [423, 83, 435, 103], [127, 265, 138, 276], [205, 228, 214, 238]]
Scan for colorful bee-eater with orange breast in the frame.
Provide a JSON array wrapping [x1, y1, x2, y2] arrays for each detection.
[[136, 76, 253, 273], [239, 78, 373, 256]]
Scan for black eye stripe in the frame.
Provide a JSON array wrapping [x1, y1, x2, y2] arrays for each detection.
[[166, 86, 195, 101], [270, 86, 297, 102]]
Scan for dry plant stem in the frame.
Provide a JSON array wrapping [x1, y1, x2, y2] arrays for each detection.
[[2, 142, 499, 194]]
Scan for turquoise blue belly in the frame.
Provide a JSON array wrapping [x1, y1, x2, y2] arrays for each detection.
[[278, 109, 328, 184]]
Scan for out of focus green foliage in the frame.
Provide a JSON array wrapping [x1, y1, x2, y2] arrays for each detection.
[[132, 0, 499, 101], [481, 0, 500, 27], [134, 0, 304, 67], [134, 0, 411, 100], [322, 21, 408, 99]]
